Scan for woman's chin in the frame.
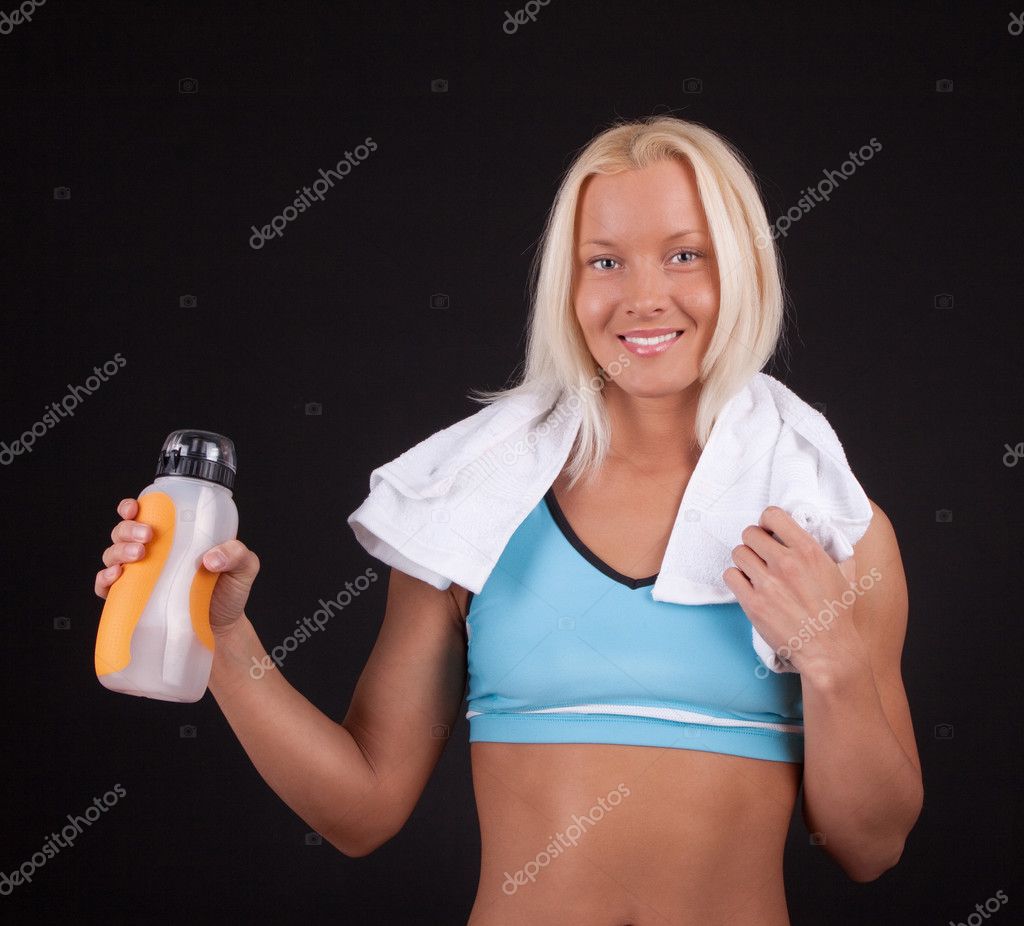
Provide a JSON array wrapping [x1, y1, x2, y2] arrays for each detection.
[[609, 376, 701, 401]]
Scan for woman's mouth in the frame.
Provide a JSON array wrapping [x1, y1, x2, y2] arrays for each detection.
[[616, 329, 685, 357]]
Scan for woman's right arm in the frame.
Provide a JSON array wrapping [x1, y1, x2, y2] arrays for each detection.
[[96, 498, 469, 858]]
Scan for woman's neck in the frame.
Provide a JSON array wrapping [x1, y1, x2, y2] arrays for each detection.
[[602, 382, 702, 475]]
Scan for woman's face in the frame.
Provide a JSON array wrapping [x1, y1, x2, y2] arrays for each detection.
[[572, 157, 720, 399]]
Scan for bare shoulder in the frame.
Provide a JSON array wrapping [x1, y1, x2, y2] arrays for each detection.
[[860, 498, 897, 546], [849, 498, 906, 637], [852, 499, 902, 587]]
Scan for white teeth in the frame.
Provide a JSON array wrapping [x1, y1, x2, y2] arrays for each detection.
[[623, 331, 681, 345]]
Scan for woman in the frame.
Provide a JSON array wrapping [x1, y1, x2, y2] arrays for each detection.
[[95, 116, 923, 925]]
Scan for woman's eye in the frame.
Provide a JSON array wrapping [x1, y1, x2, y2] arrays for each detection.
[[588, 250, 702, 271]]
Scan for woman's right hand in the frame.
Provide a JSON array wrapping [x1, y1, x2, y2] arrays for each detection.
[[95, 497, 261, 638]]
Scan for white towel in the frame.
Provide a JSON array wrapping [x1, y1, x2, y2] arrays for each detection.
[[347, 372, 873, 674]]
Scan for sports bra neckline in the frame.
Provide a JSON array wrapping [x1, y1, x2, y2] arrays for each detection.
[[542, 486, 659, 590]]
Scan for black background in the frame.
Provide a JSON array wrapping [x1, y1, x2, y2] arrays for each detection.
[[1, 1, 1021, 923]]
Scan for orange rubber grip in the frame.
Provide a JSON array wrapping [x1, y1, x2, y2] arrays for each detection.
[[95, 492, 176, 676], [188, 559, 217, 653]]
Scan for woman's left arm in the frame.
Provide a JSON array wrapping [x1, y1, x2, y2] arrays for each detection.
[[724, 499, 924, 882]]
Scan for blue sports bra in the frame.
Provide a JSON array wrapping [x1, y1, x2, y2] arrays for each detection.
[[464, 487, 805, 763]]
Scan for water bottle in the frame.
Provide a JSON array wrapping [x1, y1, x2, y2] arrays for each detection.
[[95, 429, 239, 702]]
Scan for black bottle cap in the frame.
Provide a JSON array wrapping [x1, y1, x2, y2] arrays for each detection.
[[155, 430, 236, 491]]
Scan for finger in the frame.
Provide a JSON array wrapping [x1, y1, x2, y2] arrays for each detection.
[[757, 506, 809, 550], [722, 565, 751, 597], [95, 563, 122, 598], [731, 544, 768, 583], [101, 541, 146, 568], [202, 539, 259, 578], [116, 498, 138, 519], [740, 524, 783, 563], [110, 520, 153, 544]]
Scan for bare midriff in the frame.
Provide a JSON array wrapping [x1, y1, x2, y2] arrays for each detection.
[[461, 456, 802, 925], [466, 742, 801, 926]]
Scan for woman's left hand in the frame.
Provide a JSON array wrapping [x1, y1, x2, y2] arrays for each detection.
[[722, 506, 866, 674]]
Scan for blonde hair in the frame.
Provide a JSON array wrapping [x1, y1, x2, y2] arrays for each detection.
[[468, 114, 788, 489]]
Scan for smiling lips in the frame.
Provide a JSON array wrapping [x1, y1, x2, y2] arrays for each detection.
[[617, 328, 685, 357]]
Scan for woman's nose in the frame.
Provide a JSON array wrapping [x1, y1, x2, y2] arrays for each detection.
[[624, 257, 670, 315]]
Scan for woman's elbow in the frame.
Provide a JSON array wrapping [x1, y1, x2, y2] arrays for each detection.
[[326, 828, 391, 858], [330, 836, 380, 859], [842, 839, 906, 883], [324, 806, 408, 858]]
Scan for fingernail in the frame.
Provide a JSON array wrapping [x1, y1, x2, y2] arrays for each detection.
[[206, 551, 226, 570], [126, 543, 141, 558], [131, 526, 148, 541]]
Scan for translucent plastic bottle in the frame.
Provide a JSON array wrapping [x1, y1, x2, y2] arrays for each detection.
[[95, 430, 238, 702]]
